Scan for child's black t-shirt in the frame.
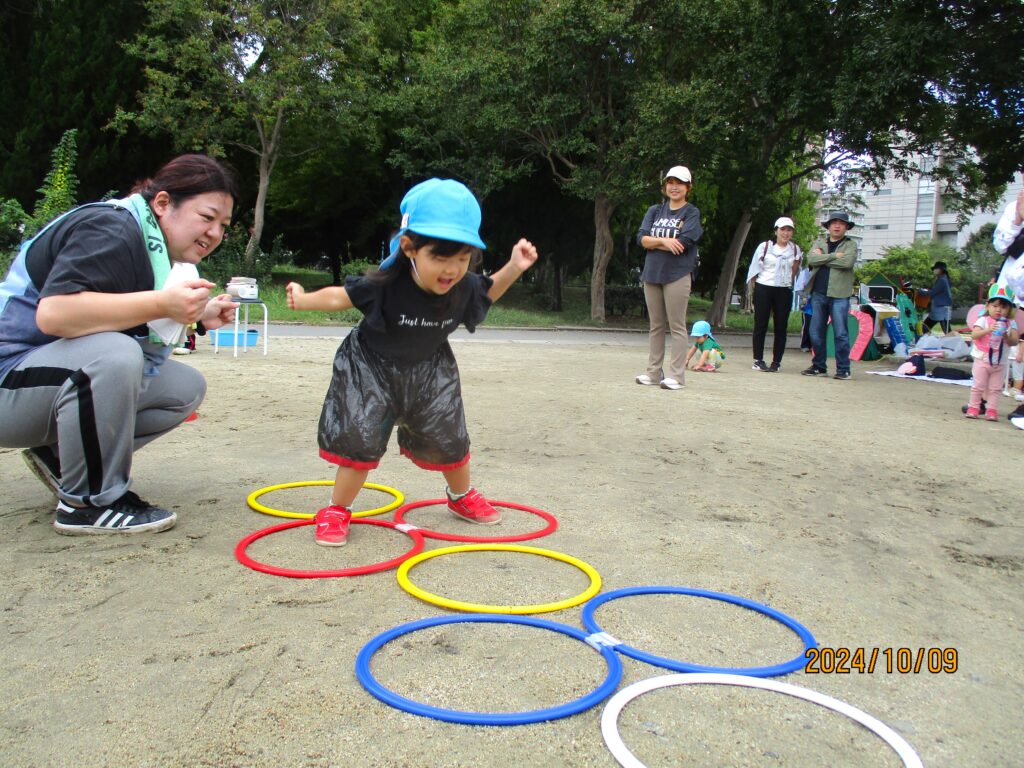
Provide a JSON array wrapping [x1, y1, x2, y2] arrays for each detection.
[[345, 268, 493, 362]]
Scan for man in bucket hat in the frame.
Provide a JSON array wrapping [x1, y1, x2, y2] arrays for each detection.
[[802, 211, 859, 379]]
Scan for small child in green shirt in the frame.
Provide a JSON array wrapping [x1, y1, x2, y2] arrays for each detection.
[[686, 320, 725, 372]]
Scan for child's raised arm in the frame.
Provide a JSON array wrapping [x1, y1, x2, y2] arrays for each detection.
[[286, 282, 353, 313], [487, 238, 539, 303]]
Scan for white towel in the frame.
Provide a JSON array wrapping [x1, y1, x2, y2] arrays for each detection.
[[148, 262, 201, 345]]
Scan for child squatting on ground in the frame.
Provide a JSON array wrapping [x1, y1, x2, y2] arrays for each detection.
[[286, 179, 538, 546], [686, 320, 725, 372], [967, 284, 1019, 421]]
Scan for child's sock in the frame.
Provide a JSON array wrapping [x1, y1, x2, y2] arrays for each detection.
[[446, 486, 469, 502]]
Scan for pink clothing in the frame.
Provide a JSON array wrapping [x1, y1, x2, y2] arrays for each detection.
[[969, 357, 1006, 417]]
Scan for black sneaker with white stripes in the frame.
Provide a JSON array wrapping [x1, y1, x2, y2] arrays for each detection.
[[53, 492, 177, 536]]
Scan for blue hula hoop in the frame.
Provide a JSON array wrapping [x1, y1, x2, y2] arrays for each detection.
[[581, 586, 817, 678], [355, 613, 623, 725]]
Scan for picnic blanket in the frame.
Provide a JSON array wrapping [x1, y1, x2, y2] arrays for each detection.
[[866, 370, 972, 387]]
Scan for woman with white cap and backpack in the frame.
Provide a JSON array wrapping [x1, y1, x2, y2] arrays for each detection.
[[634, 165, 704, 390], [745, 216, 803, 372]]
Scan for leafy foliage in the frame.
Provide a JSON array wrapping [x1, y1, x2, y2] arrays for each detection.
[[0, 130, 82, 274], [0, 0, 159, 206], [0, 198, 29, 273], [956, 223, 1002, 305], [855, 240, 959, 302], [115, 0, 376, 263], [197, 224, 278, 288], [29, 130, 80, 236], [2, 0, 1021, 322], [856, 224, 1005, 308]]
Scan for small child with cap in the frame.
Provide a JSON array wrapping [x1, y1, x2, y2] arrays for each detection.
[[686, 320, 725, 372], [966, 283, 1020, 421], [286, 179, 538, 546]]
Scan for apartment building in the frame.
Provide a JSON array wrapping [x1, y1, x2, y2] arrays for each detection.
[[822, 164, 1023, 262]]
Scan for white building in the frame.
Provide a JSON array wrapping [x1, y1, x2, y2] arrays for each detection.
[[823, 164, 1023, 262]]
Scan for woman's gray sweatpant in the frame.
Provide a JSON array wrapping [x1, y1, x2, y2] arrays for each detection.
[[0, 332, 205, 507]]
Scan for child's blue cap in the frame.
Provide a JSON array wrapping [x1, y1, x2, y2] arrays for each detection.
[[690, 320, 712, 337], [380, 179, 487, 269]]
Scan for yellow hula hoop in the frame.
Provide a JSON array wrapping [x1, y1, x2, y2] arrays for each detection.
[[247, 480, 404, 520], [396, 543, 602, 615]]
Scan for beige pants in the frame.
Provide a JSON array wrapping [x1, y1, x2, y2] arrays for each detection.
[[643, 274, 692, 383]]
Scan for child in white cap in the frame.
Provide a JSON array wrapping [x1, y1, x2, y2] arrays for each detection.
[[287, 179, 538, 546]]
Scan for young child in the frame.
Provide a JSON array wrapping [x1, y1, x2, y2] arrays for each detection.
[[286, 179, 538, 546], [966, 284, 1020, 420], [686, 320, 725, 372]]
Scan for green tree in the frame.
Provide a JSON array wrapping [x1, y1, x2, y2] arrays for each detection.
[[635, 0, 1021, 326], [395, 0, 678, 320], [0, 0, 158, 206], [114, 0, 374, 265], [856, 240, 959, 295], [957, 223, 1001, 305]]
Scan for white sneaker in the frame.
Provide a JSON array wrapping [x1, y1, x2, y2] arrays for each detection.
[[635, 374, 659, 386], [1015, 391, 1024, 402], [660, 378, 684, 390], [172, 347, 192, 355]]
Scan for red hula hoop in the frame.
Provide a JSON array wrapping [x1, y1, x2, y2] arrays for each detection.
[[392, 499, 558, 543], [235, 518, 425, 578]]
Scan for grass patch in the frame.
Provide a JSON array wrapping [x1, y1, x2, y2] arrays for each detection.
[[257, 275, 793, 332]]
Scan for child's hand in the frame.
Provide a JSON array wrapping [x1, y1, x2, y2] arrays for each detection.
[[286, 282, 304, 310], [509, 239, 539, 272]]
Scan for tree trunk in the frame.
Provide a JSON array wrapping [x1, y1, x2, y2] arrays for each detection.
[[245, 151, 271, 267], [245, 108, 284, 268], [330, 251, 341, 286], [550, 259, 563, 312], [590, 194, 616, 321], [708, 210, 753, 327]]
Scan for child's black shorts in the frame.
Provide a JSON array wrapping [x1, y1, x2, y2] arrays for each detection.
[[317, 328, 470, 470]]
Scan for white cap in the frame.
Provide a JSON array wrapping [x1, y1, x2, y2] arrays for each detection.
[[774, 216, 795, 229], [663, 165, 692, 184]]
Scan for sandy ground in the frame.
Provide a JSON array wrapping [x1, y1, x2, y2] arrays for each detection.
[[1, 328, 1021, 768]]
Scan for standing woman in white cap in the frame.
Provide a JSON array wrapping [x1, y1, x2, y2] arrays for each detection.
[[745, 217, 803, 372], [286, 179, 538, 546], [634, 165, 704, 390]]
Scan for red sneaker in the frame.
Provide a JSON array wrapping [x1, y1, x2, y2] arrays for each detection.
[[985, 410, 998, 421], [447, 488, 501, 525], [315, 505, 351, 546]]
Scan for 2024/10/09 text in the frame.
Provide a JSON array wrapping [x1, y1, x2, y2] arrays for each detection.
[[804, 647, 958, 674]]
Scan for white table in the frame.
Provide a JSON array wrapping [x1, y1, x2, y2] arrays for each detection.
[[213, 299, 268, 357]]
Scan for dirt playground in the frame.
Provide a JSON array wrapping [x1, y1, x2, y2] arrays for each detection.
[[1, 329, 1020, 767]]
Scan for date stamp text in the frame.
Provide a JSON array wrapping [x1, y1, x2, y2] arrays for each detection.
[[804, 647, 958, 674]]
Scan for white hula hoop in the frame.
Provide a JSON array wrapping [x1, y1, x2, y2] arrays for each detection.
[[601, 673, 923, 768]]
